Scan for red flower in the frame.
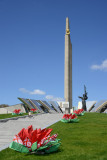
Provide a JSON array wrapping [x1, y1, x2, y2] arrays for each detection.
[[13, 109, 21, 114], [14, 125, 56, 149], [73, 109, 84, 115], [69, 114, 77, 119], [10, 125, 60, 154], [62, 113, 77, 120], [30, 109, 37, 112]]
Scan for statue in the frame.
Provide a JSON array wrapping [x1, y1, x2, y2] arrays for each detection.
[[78, 85, 88, 111]]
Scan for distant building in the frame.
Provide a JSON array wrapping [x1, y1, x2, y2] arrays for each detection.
[[90, 100, 107, 113], [0, 98, 63, 114], [78, 100, 107, 113], [78, 101, 97, 111], [0, 103, 26, 114]]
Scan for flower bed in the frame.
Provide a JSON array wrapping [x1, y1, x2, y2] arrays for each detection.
[[61, 113, 79, 123], [73, 109, 85, 116], [9, 125, 61, 154], [12, 109, 22, 115], [30, 108, 38, 113]]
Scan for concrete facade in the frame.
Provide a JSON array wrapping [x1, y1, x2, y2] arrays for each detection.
[[0, 104, 26, 114], [64, 17, 72, 113]]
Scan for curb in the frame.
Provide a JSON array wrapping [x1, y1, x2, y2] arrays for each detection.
[[0, 113, 44, 122]]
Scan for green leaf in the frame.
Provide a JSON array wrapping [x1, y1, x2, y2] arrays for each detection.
[[45, 143, 61, 153], [9, 141, 29, 153], [61, 119, 70, 123], [31, 141, 37, 151]]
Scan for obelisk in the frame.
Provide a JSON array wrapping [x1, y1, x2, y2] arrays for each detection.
[[64, 17, 72, 113]]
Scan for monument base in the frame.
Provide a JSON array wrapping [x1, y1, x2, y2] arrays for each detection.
[[65, 108, 69, 114]]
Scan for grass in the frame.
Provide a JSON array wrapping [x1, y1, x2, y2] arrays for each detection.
[[0, 113, 37, 119], [0, 112, 107, 160]]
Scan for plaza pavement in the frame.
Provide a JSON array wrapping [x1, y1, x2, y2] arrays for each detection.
[[0, 113, 63, 151]]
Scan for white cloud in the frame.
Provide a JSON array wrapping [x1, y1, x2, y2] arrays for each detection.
[[46, 95, 64, 101], [19, 88, 45, 95], [46, 95, 54, 100], [19, 88, 63, 101], [91, 59, 107, 71], [19, 88, 29, 94], [30, 89, 45, 95]]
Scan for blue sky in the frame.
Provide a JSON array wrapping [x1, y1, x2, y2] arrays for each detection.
[[0, 0, 107, 107]]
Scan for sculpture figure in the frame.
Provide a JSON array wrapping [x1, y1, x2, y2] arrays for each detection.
[[78, 85, 88, 111]]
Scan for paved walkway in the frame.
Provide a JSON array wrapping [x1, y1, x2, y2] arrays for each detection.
[[0, 113, 63, 151]]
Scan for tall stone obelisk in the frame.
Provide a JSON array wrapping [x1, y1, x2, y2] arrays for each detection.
[[64, 17, 72, 113]]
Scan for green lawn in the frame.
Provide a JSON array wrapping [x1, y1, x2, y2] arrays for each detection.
[[0, 112, 107, 160], [0, 113, 37, 119]]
